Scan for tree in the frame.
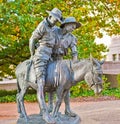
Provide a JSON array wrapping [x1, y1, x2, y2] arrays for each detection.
[[0, 0, 119, 79]]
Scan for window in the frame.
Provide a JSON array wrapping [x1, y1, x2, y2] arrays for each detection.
[[112, 54, 117, 61], [119, 54, 120, 61]]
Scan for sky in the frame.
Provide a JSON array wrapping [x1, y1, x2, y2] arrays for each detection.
[[95, 35, 111, 48]]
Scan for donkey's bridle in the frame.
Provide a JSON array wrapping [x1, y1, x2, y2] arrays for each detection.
[[90, 79, 101, 88], [90, 66, 102, 88]]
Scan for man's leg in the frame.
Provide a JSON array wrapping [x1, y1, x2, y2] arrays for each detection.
[[36, 76, 46, 112], [34, 58, 55, 123]]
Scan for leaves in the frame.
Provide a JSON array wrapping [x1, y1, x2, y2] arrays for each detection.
[[0, 0, 120, 79]]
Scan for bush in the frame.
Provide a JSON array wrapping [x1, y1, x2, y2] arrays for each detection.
[[102, 75, 111, 90], [0, 89, 37, 103], [70, 75, 112, 98], [0, 90, 17, 97], [0, 95, 16, 103], [101, 88, 120, 98], [117, 74, 120, 87], [0, 89, 36, 97], [70, 81, 94, 97]]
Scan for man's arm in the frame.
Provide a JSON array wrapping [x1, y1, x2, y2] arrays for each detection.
[[29, 22, 46, 57], [29, 36, 36, 56], [69, 35, 78, 61], [71, 45, 78, 61]]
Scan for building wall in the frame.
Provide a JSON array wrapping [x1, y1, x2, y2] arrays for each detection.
[[0, 79, 17, 91], [102, 36, 120, 87], [102, 61, 120, 88], [106, 36, 120, 61], [0, 83, 17, 91]]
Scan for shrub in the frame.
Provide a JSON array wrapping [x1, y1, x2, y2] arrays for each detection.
[[0, 89, 37, 103], [0, 90, 17, 97], [70, 81, 94, 97], [70, 75, 111, 98], [102, 75, 111, 90], [117, 74, 120, 87]]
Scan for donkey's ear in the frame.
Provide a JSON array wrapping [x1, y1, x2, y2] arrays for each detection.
[[99, 59, 104, 65], [92, 58, 101, 67], [89, 53, 93, 63]]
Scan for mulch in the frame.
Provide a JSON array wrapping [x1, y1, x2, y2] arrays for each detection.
[[70, 96, 119, 102]]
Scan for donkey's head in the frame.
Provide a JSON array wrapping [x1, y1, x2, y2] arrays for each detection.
[[84, 57, 104, 94]]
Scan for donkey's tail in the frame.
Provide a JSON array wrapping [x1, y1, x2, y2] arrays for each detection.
[[16, 77, 21, 114], [16, 78, 21, 93]]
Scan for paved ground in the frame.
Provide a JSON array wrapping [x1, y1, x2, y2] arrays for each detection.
[[0, 100, 120, 124]]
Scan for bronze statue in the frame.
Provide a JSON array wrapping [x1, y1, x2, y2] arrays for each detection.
[[16, 8, 103, 124]]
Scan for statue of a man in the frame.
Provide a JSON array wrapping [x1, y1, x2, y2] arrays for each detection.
[[29, 8, 63, 123], [48, 17, 81, 114]]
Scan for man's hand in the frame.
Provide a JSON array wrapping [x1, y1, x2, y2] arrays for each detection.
[[73, 55, 77, 61], [30, 55, 34, 60], [73, 55, 79, 63]]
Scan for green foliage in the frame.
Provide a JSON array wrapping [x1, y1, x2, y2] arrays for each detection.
[[101, 75, 116, 97], [70, 75, 111, 98], [0, 0, 120, 79], [113, 88, 120, 98], [24, 94, 37, 102], [102, 75, 111, 90], [70, 81, 94, 97], [0, 89, 37, 103], [101, 88, 120, 98], [0, 95, 16, 103], [0, 90, 17, 97], [117, 74, 120, 87]]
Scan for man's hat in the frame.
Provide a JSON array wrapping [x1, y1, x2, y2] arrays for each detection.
[[46, 8, 63, 23], [60, 17, 81, 28]]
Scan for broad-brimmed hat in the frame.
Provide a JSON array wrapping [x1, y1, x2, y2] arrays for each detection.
[[60, 17, 81, 28], [46, 8, 63, 23]]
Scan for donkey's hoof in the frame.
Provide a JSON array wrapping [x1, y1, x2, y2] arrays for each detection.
[[65, 111, 77, 117], [39, 111, 43, 116], [19, 114, 24, 118], [25, 116, 30, 122], [48, 109, 52, 113], [43, 113, 56, 124]]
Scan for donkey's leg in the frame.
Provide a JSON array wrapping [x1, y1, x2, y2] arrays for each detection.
[[19, 87, 29, 121], [39, 91, 54, 115], [39, 91, 46, 116], [52, 87, 64, 117], [16, 78, 22, 115], [48, 92, 54, 113], [64, 90, 76, 117], [16, 93, 22, 117], [16, 78, 24, 118], [39, 104, 43, 116]]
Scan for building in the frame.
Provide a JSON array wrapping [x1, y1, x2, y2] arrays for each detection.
[[102, 36, 120, 87]]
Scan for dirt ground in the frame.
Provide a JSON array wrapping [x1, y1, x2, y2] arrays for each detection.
[[0, 97, 120, 124]]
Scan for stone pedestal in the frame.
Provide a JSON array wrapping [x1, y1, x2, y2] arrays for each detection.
[[17, 113, 81, 124]]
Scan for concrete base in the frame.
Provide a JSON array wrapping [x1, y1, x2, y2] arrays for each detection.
[[17, 113, 81, 124]]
